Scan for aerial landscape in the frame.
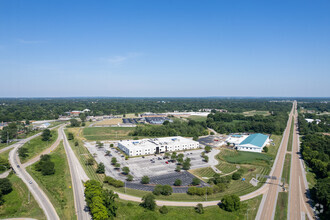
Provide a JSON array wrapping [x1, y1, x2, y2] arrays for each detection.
[[0, 1, 329, 220]]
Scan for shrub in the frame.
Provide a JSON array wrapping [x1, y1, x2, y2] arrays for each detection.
[[232, 172, 242, 180], [122, 166, 130, 175], [159, 205, 169, 214], [0, 178, 13, 195], [140, 193, 156, 211], [85, 158, 94, 166], [174, 179, 182, 186], [205, 146, 212, 153], [68, 132, 74, 140], [221, 194, 241, 212], [153, 185, 173, 196], [187, 187, 197, 195], [263, 146, 269, 153], [96, 162, 105, 174], [74, 141, 79, 146], [175, 165, 181, 172], [103, 176, 124, 188], [141, 175, 150, 184], [192, 177, 201, 186], [126, 175, 133, 181], [195, 203, 204, 214]]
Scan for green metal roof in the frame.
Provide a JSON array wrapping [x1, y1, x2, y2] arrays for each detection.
[[239, 133, 268, 148]]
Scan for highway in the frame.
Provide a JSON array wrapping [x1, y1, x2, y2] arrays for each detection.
[[61, 127, 91, 220], [8, 135, 60, 220], [288, 106, 315, 219], [256, 101, 295, 220]]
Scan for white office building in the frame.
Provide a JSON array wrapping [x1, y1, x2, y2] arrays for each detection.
[[118, 136, 199, 156]]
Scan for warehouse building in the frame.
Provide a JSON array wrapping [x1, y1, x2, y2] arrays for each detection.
[[118, 136, 199, 156], [236, 133, 269, 153]]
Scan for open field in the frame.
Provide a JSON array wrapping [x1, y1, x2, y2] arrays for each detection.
[[282, 153, 291, 185], [188, 115, 208, 122], [83, 127, 136, 141], [189, 167, 216, 178], [0, 174, 46, 219], [26, 141, 76, 220], [287, 117, 294, 151], [274, 192, 288, 220], [216, 161, 237, 174], [265, 135, 283, 159], [93, 118, 123, 126], [115, 195, 262, 220], [219, 148, 272, 166], [20, 130, 58, 163], [0, 148, 11, 174], [242, 110, 271, 116]]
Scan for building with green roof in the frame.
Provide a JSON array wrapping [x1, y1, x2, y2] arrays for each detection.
[[236, 133, 269, 153]]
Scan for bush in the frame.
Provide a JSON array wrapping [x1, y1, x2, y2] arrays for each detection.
[[153, 185, 173, 196], [192, 177, 201, 186], [41, 129, 52, 141], [35, 154, 55, 175], [205, 146, 212, 153], [122, 166, 130, 175], [195, 203, 204, 214], [104, 176, 124, 188], [96, 162, 105, 174], [175, 165, 181, 172], [140, 193, 156, 211], [74, 141, 79, 146], [263, 146, 269, 153], [68, 132, 74, 140], [174, 179, 182, 186], [232, 172, 242, 180], [187, 187, 197, 195], [159, 205, 168, 214], [0, 178, 13, 195], [221, 194, 241, 212], [141, 175, 150, 184], [126, 174, 133, 181], [85, 158, 94, 166]]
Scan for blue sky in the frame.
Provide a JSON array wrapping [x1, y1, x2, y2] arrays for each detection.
[[0, 0, 329, 97]]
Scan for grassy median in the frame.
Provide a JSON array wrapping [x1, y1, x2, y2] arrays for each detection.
[[0, 174, 46, 219], [287, 117, 294, 151], [274, 192, 288, 220], [281, 153, 291, 185], [26, 141, 76, 220]]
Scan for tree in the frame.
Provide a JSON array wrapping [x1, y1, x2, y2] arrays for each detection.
[[175, 165, 181, 172], [122, 166, 130, 175], [192, 177, 201, 186], [41, 129, 52, 141], [74, 141, 79, 146], [203, 155, 209, 162], [182, 158, 191, 170], [171, 152, 177, 161], [140, 193, 156, 211], [163, 120, 170, 125], [164, 152, 170, 159], [96, 141, 104, 148], [174, 179, 182, 186], [195, 203, 204, 214], [68, 132, 74, 140], [70, 119, 81, 127], [159, 205, 168, 214], [263, 146, 269, 153], [111, 157, 117, 165], [103, 189, 118, 219], [79, 113, 87, 122], [25, 120, 30, 125], [232, 172, 242, 180], [221, 194, 241, 212], [18, 147, 28, 158], [0, 178, 13, 195], [86, 158, 94, 166], [204, 146, 212, 153], [141, 175, 150, 184], [126, 175, 133, 181], [96, 162, 105, 174], [115, 163, 120, 170], [110, 144, 114, 148]]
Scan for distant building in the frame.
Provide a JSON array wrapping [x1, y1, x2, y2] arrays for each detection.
[[236, 133, 269, 153], [70, 111, 82, 117], [305, 118, 321, 124], [118, 136, 199, 156], [0, 122, 8, 130], [33, 122, 51, 130]]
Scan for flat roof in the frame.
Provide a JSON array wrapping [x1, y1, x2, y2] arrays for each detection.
[[119, 136, 197, 151]]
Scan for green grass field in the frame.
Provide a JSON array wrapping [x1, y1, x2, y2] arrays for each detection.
[[190, 167, 216, 178], [115, 195, 262, 220], [242, 110, 271, 116], [26, 141, 76, 220], [187, 115, 208, 122], [266, 135, 282, 160], [83, 127, 136, 141], [282, 154, 291, 185], [0, 148, 11, 174], [219, 148, 272, 166], [274, 192, 288, 220], [287, 117, 294, 151], [20, 130, 58, 163], [0, 174, 46, 219]]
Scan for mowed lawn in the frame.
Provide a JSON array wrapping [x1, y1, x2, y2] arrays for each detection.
[[0, 174, 46, 219], [83, 127, 136, 140], [26, 141, 76, 220], [274, 192, 288, 220], [187, 115, 208, 122], [282, 154, 291, 185], [20, 130, 58, 163], [220, 148, 272, 165], [116, 195, 262, 220], [189, 167, 216, 178]]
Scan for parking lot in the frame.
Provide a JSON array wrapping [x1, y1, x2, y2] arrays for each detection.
[[84, 141, 219, 183]]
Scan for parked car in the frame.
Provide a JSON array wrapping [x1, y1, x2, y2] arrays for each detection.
[[165, 161, 169, 164]]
